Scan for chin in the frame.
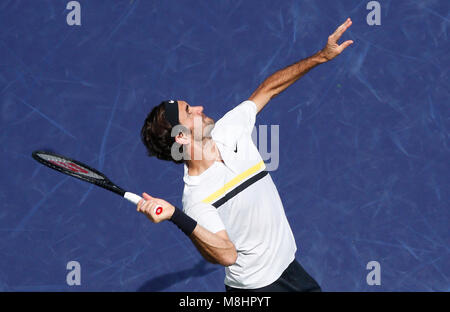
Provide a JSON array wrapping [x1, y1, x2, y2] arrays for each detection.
[[203, 116, 215, 126], [203, 120, 215, 137]]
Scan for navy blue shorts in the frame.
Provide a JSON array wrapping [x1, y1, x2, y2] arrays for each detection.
[[225, 259, 321, 292]]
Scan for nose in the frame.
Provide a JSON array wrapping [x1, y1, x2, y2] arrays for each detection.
[[195, 106, 204, 114]]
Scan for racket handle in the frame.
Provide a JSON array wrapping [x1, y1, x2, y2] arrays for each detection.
[[124, 192, 163, 215]]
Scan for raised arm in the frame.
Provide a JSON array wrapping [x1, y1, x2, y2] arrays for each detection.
[[249, 18, 354, 113]]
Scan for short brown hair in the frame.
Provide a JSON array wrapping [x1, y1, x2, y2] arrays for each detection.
[[140, 102, 184, 164]]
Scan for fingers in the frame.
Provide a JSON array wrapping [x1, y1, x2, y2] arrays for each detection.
[[330, 17, 352, 42], [339, 40, 354, 51], [137, 198, 147, 213], [136, 193, 173, 222], [142, 192, 153, 200], [138, 193, 154, 211], [137, 193, 164, 221], [137, 198, 158, 217]]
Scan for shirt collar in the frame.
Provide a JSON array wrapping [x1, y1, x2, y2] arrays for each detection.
[[183, 161, 222, 186]]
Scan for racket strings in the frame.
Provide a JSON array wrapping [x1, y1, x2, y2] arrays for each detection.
[[36, 153, 105, 180]]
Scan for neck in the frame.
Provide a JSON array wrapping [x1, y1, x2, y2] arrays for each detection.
[[186, 138, 222, 176]]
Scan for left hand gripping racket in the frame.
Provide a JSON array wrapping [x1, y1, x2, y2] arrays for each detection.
[[31, 150, 163, 215]]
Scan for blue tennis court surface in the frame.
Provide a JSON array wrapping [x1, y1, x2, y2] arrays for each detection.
[[0, 0, 448, 291]]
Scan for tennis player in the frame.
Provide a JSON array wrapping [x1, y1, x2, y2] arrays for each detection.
[[138, 18, 353, 292]]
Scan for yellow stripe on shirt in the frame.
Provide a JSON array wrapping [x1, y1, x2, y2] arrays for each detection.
[[202, 161, 266, 204]]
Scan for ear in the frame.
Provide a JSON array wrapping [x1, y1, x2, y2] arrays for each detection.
[[175, 131, 190, 145]]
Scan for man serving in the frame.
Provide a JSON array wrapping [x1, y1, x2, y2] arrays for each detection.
[[138, 18, 353, 291]]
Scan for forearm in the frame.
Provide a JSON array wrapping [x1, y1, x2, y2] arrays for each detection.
[[249, 19, 353, 113], [137, 197, 237, 267], [189, 225, 237, 267], [259, 50, 327, 99]]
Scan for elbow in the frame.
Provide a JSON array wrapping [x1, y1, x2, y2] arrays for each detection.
[[221, 256, 236, 267], [221, 247, 237, 267], [262, 84, 279, 100], [252, 83, 277, 100], [270, 90, 279, 100]]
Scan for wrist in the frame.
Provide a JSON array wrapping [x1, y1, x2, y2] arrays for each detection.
[[170, 207, 198, 236], [168, 204, 176, 219], [315, 50, 329, 64]]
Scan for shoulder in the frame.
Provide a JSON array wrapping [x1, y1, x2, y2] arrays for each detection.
[[211, 100, 257, 148]]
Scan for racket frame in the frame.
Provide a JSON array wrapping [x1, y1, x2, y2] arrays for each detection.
[[32, 150, 127, 197], [31, 150, 163, 214]]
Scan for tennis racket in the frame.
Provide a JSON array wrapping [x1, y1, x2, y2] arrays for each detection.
[[31, 150, 163, 215]]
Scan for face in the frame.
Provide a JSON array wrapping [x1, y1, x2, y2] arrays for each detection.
[[177, 100, 215, 142]]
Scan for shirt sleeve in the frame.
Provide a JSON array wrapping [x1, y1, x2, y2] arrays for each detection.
[[183, 202, 226, 234], [211, 100, 257, 149]]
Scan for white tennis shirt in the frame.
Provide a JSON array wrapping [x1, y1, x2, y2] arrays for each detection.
[[182, 100, 297, 289]]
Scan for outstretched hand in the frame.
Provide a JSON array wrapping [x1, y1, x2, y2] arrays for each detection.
[[320, 18, 354, 61]]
